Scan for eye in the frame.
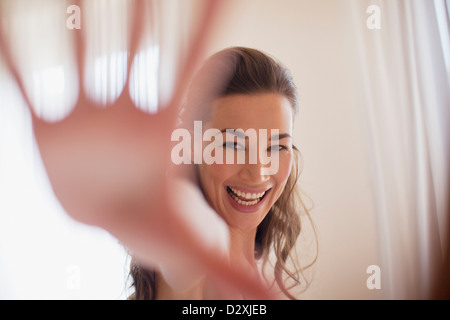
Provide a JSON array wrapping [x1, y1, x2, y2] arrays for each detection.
[[267, 144, 288, 152], [223, 141, 244, 150]]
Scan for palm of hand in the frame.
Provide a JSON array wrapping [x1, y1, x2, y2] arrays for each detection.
[[0, 0, 272, 299]]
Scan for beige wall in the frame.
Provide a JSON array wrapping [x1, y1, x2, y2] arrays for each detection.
[[206, 0, 381, 299]]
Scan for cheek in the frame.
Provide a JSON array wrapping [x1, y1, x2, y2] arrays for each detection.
[[198, 164, 237, 200], [272, 153, 293, 197]]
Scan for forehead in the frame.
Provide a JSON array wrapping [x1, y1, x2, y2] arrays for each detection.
[[208, 93, 293, 133]]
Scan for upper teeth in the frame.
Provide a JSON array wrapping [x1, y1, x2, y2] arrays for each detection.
[[230, 187, 266, 200]]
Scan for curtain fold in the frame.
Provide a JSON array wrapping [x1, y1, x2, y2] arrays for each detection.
[[350, 0, 450, 299]]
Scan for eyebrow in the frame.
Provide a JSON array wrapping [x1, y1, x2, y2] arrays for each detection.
[[271, 133, 292, 140], [220, 128, 246, 139], [219, 129, 292, 140]]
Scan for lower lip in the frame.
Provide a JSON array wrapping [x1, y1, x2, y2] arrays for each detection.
[[225, 188, 270, 213]]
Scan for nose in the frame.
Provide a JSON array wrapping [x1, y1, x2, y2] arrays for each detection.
[[238, 162, 270, 184]]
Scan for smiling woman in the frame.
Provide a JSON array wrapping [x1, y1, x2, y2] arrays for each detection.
[[129, 47, 317, 300]]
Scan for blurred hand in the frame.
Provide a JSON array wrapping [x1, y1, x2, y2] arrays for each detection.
[[0, 0, 272, 299]]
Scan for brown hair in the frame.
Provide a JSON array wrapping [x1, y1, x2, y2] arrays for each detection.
[[129, 47, 317, 300]]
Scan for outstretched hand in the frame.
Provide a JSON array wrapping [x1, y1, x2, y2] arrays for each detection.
[[0, 0, 272, 299]]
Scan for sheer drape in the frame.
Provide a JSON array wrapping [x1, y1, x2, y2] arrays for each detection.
[[350, 0, 450, 299]]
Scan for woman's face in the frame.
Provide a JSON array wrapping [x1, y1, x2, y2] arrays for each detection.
[[197, 93, 293, 232]]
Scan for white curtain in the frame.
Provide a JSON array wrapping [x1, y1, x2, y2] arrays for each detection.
[[350, 0, 450, 299]]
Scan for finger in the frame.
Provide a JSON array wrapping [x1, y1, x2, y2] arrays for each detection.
[[164, 0, 224, 115], [104, 179, 273, 299], [203, 253, 274, 300], [163, 180, 274, 299], [170, 211, 274, 300], [127, 208, 274, 300]]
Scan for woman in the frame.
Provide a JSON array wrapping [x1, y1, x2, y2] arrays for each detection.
[[0, 1, 314, 300], [129, 47, 316, 300]]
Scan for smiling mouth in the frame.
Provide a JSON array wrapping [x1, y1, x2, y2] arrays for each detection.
[[226, 186, 269, 206]]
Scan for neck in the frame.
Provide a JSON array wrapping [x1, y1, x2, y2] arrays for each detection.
[[228, 227, 258, 271]]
